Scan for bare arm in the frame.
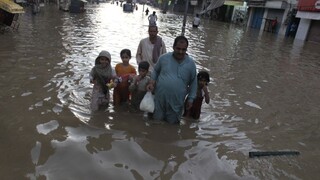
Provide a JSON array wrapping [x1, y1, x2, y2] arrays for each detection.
[[136, 41, 143, 64], [161, 40, 167, 54], [203, 85, 210, 104], [146, 79, 156, 92]]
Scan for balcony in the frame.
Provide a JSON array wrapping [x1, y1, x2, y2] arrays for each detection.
[[246, 0, 266, 7]]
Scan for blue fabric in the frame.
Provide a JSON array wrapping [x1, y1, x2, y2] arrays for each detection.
[[151, 52, 197, 124]]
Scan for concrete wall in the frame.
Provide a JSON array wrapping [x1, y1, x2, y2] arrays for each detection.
[[295, 18, 311, 41]]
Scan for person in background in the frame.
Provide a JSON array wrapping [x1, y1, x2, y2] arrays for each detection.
[[129, 61, 151, 112], [148, 11, 157, 26], [145, 8, 149, 15], [192, 14, 201, 28], [136, 25, 166, 72], [89, 50, 116, 111], [113, 49, 137, 106], [183, 71, 210, 119], [289, 22, 297, 37], [271, 17, 278, 33], [146, 36, 197, 124]]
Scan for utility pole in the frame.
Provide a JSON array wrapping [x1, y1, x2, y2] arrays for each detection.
[[142, 0, 145, 12], [181, 0, 190, 36]]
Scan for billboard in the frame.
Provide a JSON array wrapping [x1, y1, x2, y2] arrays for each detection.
[[298, 0, 320, 12]]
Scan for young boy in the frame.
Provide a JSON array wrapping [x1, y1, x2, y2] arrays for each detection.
[[129, 61, 151, 111], [183, 71, 210, 119]]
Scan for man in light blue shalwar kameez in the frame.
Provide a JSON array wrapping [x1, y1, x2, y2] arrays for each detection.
[[147, 36, 197, 124]]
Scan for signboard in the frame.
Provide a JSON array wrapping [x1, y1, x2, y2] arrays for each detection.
[[316, 0, 320, 9], [0, 0, 24, 14], [298, 0, 320, 12]]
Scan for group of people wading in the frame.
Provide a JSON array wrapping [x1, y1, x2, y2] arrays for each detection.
[[89, 25, 210, 124]]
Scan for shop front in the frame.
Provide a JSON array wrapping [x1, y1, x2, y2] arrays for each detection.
[[0, 0, 24, 31]]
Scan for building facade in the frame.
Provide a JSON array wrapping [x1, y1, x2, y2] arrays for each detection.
[[246, 0, 297, 35], [295, 0, 320, 43], [246, 0, 320, 43]]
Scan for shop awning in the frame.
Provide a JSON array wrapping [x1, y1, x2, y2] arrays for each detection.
[[224, 0, 244, 6], [296, 11, 320, 20], [0, 0, 24, 14]]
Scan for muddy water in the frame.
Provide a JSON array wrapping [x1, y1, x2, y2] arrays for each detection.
[[0, 3, 320, 180]]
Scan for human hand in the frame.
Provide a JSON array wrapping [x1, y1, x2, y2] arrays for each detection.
[[203, 85, 208, 93], [106, 80, 117, 89], [146, 83, 154, 92], [136, 75, 141, 82], [146, 80, 155, 92]]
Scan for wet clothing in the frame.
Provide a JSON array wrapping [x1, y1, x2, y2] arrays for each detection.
[[113, 63, 137, 105], [129, 75, 151, 111], [192, 16, 200, 28], [89, 65, 116, 111], [151, 52, 197, 124], [271, 19, 277, 33], [183, 89, 205, 119], [136, 36, 166, 72], [148, 14, 157, 25]]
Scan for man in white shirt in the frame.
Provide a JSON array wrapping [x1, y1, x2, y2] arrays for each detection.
[[148, 11, 158, 26], [136, 25, 166, 72], [193, 14, 200, 28]]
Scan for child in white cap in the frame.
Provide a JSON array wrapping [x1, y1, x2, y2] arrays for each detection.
[[89, 50, 116, 111]]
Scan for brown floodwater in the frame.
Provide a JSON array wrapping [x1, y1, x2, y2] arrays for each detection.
[[0, 3, 320, 180]]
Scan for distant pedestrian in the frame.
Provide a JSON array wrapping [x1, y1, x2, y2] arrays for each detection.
[[192, 14, 201, 28], [89, 51, 116, 111], [289, 22, 297, 37], [145, 8, 149, 15], [113, 49, 137, 106], [148, 11, 157, 26], [271, 17, 278, 33]]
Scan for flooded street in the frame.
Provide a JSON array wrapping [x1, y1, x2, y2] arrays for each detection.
[[1, 3, 320, 179]]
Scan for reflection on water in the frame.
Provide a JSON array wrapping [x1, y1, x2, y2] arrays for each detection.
[[1, 3, 320, 180]]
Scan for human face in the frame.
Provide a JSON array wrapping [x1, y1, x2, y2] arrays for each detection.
[[198, 79, 207, 88], [138, 68, 148, 77], [121, 54, 131, 65], [99, 57, 110, 67], [148, 27, 158, 39], [173, 41, 188, 61]]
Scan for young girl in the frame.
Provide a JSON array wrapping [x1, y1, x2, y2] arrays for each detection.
[[113, 49, 137, 106], [183, 71, 210, 119], [89, 50, 116, 111], [129, 61, 151, 111]]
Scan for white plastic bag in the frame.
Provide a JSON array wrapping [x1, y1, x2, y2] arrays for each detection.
[[139, 91, 154, 113]]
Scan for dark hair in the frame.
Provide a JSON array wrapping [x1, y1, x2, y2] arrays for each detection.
[[120, 49, 131, 58], [138, 61, 150, 71], [173, 36, 189, 47], [148, 25, 158, 31], [197, 71, 210, 83]]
